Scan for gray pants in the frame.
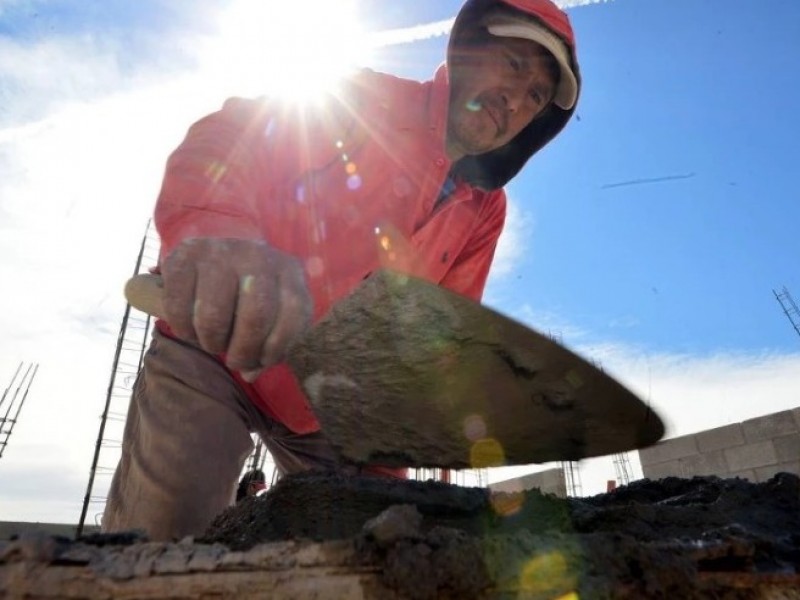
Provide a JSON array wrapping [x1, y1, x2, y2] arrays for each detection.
[[102, 329, 343, 541]]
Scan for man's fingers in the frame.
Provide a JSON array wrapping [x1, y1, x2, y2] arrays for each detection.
[[193, 268, 238, 354], [159, 238, 314, 378], [161, 262, 198, 343], [225, 273, 277, 371], [258, 267, 313, 369]]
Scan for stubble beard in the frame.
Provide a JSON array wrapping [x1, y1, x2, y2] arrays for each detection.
[[449, 105, 498, 157]]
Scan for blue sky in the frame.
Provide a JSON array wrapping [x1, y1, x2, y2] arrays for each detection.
[[0, 0, 799, 523]]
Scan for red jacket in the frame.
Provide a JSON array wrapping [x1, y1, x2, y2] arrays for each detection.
[[154, 0, 581, 435]]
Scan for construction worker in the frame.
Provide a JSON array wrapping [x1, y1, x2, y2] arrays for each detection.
[[235, 469, 268, 503], [103, 0, 581, 540]]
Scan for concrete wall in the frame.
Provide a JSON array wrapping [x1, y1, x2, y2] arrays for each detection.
[[639, 407, 800, 482], [0, 522, 100, 540], [489, 467, 567, 498]]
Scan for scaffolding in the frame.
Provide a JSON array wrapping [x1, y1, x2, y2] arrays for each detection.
[[561, 460, 583, 497], [411, 467, 488, 488], [774, 286, 800, 340], [244, 436, 279, 487], [544, 330, 585, 497], [612, 452, 633, 486], [77, 222, 160, 536], [0, 362, 39, 460], [76, 222, 284, 532]]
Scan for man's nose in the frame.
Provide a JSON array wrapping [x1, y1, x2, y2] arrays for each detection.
[[502, 82, 528, 113]]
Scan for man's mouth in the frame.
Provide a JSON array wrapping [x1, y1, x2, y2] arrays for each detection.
[[481, 102, 505, 136]]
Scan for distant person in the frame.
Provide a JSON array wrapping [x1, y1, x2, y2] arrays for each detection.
[[235, 469, 268, 503], [103, 0, 582, 540]]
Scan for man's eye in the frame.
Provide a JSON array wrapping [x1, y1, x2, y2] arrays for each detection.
[[529, 90, 542, 104], [508, 57, 520, 71]]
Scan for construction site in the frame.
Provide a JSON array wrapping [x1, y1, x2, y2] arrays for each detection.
[[1, 224, 799, 599]]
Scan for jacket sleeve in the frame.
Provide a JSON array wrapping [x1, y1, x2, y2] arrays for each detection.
[[439, 189, 507, 302]]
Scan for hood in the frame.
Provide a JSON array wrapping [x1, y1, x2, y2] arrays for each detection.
[[448, 0, 582, 190]]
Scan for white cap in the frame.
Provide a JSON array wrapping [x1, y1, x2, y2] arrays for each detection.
[[483, 13, 578, 110]]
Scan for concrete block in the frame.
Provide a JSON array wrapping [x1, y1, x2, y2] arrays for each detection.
[[695, 423, 745, 453], [755, 462, 800, 482], [724, 440, 778, 472], [641, 459, 682, 481], [678, 450, 729, 477], [742, 411, 798, 443], [776, 461, 800, 477], [773, 434, 800, 463], [491, 468, 565, 496], [638, 435, 699, 467], [726, 469, 756, 482]]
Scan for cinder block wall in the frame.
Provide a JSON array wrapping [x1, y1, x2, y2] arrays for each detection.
[[639, 406, 800, 482], [489, 467, 566, 498]]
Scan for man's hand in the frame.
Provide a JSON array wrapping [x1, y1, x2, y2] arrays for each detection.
[[161, 238, 313, 381]]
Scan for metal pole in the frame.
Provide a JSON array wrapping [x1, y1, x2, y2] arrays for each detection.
[[77, 221, 151, 537], [249, 440, 263, 472]]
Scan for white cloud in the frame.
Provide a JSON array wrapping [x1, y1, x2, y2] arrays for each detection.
[[488, 339, 800, 496], [369, 0, 612, 46], [491, 199, 534, 278], [0, 12, 228, 527], [0, 34, 126, 124]]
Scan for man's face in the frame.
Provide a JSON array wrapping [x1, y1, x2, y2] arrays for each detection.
[[447, 36, 558, 160]]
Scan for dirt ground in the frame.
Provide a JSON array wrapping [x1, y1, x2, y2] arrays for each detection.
[[203, 470, 800, 599]]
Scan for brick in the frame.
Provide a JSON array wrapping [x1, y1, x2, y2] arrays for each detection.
[[641, 460, 682, 480], [742, 411, 798, 443], [755, 462, 800, 482], [726, 469, 756, 482], [773, 434, 800, 463], [724, 440, 778, 472], [679, 450, 729, 477], [695, 424, 745, 453], [638, 435, 699, 467]]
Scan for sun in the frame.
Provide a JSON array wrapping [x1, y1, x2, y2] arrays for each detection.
[[208, 0, 372, 102]]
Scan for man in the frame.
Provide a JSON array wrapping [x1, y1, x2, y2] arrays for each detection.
[[235, 469, 268, 502], [103, 0, 581, 540]]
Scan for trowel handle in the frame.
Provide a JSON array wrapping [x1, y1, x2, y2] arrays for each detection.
[[125, 273, 166, 319]]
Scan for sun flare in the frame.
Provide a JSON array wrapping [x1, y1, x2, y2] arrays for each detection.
[[208, 0, 371, 102]]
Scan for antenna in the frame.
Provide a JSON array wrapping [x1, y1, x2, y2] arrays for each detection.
[[773, 286, 800, 340], [0, 363, 39, 459]]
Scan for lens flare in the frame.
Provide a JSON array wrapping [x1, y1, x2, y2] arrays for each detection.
[[490, 490, 525, 516], [205, 161, 227, 183], [240, 274, 254, 294], [466, 99, 482, 112], [347, 174, 362, 190], [470, 437, 505, 468], [463, 414, 487, 441], [520, 551, 575, 595]]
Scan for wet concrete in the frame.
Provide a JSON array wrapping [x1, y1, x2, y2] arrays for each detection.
[[203, 470, 800, 599]]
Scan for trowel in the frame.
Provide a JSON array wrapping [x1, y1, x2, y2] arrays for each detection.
[[124, 269, 664, 469]]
